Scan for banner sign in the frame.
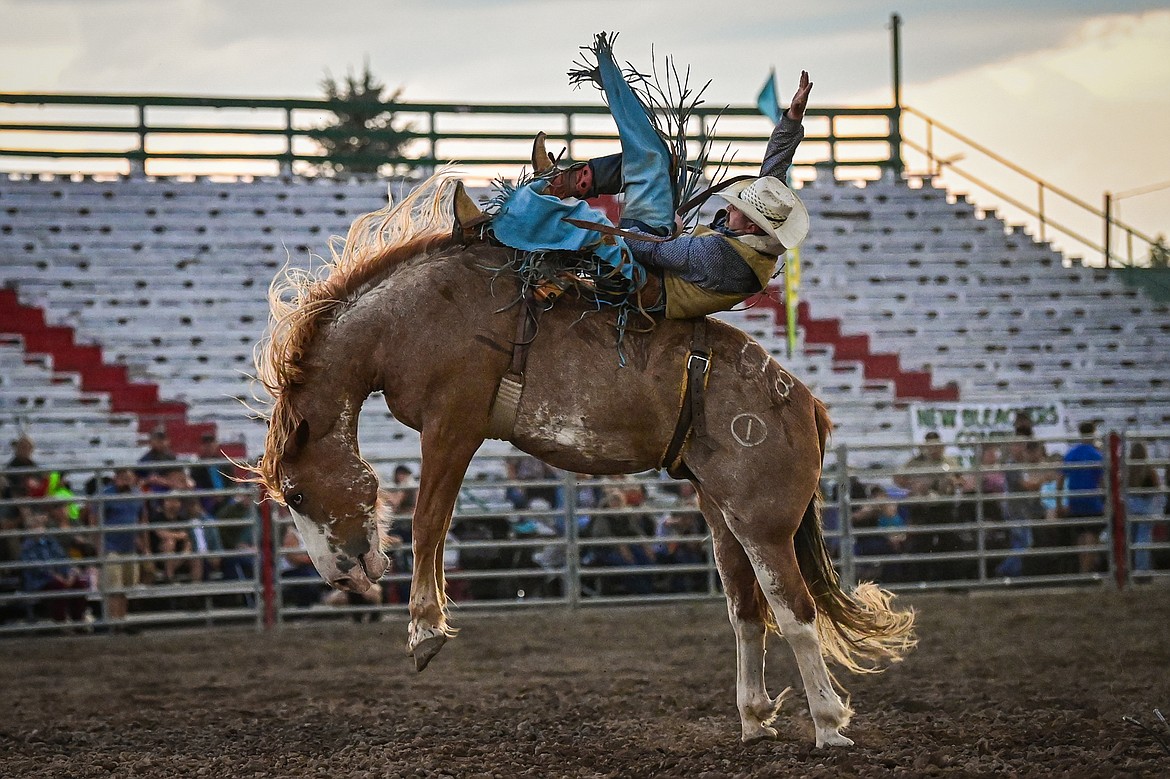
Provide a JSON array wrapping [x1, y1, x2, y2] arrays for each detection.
[[909, 401, 1069, 450]]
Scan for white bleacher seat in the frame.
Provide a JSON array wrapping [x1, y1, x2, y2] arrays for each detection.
[[4, 172, 1168, 470]]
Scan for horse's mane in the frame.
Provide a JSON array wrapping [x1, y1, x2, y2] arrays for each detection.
[[246, 170, 462, 497]]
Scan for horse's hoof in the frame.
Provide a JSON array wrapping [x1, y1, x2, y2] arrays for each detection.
[[741, 725, 778, 745], [413, 633, 447, 672], [815, 729, 854, 748]]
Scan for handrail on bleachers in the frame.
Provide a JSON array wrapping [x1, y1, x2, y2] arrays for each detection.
[[901, 105, 1160, 269]]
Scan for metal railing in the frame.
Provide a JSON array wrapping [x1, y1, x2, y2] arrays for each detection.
[[901, 105, 1161, 269], [0, 92, 898, 183], [1, 440, 1165, 635]]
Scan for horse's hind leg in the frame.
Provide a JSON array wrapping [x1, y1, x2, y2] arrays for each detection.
[[728, 516, 854, 747], [407, 425, 481, 672], [699, 491, 786, 743]]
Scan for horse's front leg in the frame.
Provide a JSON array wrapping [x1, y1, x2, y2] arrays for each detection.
[[407, 426, 481, 672]]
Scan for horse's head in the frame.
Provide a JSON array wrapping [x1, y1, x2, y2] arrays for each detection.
[[265, 403, 390, 593], [252, 174, 467, 593]]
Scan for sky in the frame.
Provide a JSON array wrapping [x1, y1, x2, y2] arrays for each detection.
[[2, 0, 1168, 261]]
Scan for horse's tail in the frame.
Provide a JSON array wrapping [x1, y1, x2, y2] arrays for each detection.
[[795, 397, 917, 674]]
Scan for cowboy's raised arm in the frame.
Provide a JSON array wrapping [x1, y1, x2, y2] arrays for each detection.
[[760, 70, 812, 180], [787, 70, 812, 122]]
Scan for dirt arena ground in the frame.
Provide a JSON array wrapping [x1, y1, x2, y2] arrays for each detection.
[[2, 587, 1168, 778]]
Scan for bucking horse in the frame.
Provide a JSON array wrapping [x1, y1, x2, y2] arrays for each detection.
[[249, 173, 915, 747]]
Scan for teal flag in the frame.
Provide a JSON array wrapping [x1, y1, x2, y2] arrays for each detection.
[[756, 68, 781, 124]]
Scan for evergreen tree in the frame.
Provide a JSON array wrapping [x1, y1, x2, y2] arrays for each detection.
[[317, 62, 412, 176]]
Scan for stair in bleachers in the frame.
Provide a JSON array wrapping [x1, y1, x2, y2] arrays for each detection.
[[0, 287, 215, 454], [0, 333, 150, 465], [747, 297, 959, 401]]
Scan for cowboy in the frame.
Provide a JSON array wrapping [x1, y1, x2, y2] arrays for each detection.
[[532, 66, 813, 319]]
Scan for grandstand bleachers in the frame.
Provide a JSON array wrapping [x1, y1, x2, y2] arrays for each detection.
[[2, 171, 1167, 469]]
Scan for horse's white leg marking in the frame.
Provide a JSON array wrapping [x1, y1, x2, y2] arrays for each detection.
[[711, 504, 787, 742], [728, 610, 787, 743], [741, 543, 854, 748]]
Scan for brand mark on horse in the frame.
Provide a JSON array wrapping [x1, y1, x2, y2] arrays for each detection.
[[731, 413, 768, 447]]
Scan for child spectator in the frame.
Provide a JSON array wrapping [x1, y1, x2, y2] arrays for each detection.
[[19, 511, 89, 623], [96, 468, 147, 623], [1126, 442, 1165, 573], [853, 485, 908, 583], [148, 496, 202, 583]]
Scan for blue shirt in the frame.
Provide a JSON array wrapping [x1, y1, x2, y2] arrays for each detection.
[[100, 485, 144, 554], [1063, 443, 1104, 517], [20, 536, 70, 592]]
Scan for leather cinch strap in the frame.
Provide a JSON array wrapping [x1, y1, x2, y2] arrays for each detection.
[[660, 317, 711, 478], [487, 291, 540, 440]]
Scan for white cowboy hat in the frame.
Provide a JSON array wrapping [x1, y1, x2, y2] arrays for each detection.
[[715, 176, 809, 248]]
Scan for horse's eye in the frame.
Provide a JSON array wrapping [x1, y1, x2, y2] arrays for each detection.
[[289, 492, 304, 507]]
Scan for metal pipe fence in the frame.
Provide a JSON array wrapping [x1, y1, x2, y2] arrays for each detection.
[[1, 438, 1166, 635], [0, 93, 899, 184]]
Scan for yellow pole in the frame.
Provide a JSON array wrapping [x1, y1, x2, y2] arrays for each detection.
[[785, 246, 801, 359]]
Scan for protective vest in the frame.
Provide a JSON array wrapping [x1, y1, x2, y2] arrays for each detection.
[[662, 227, 783, 319]]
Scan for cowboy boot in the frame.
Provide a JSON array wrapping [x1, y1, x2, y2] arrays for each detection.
[[530, 132, 590, 199], [531, 132, 555, 174]]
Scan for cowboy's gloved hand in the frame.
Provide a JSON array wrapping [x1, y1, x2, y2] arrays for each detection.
[[786, 70, 812, 122]]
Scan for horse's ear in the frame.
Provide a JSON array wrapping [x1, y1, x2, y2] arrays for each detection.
[[285, 419, 311, 462]]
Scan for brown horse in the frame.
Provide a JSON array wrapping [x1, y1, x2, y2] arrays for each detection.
[[251, 173, 915, 747]]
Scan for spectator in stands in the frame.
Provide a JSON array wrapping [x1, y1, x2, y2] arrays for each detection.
[[381, 465, 416, 600], [1126, 442, 1165, 573], [979, 440, 1008, 506], [6, 434, 36, 468], [96, 468, 147, 624], [41, 484, 94, 563], [19, 510, 89, 623], [852, 484, 909, 583], [193, 449, 252, 582], [1000, 439, 1045, 577], [504, 455, 559, 511], [1062, 421, 1105, 574], [895, 432, 961, 498], [1013, 411, 1035, 438], [511, 496, 563, 599], [1039, 455, 1063, 524], [976, 441, 1008, 552], [823, 476, 869, 558], [384, 464, 417, 518], [146, 465, 203, 526], [148, 496, 203, 583], [451, 509, 509, 601], [2, 435, 40, 563], [137, 428, 176, 490], [896, 432, 967, 581], [1149, 234, 1169, 268], [5, 435, 39, 497], [190, 432, 231, 516], [654, 483, 705, 593], [280, 522, 325, 608], [582, 482, 656, 596]]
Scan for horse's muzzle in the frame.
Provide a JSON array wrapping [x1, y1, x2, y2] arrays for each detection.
[[331, 550, 389, 593]]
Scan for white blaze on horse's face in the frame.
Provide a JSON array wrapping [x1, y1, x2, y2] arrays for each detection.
[[280, 419, 389, 593], [288, 503, 386, 593]]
